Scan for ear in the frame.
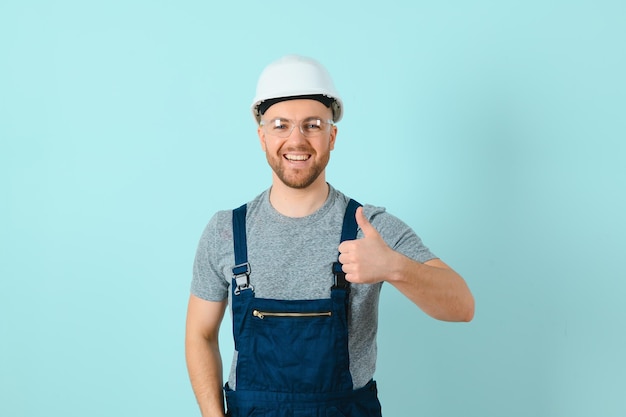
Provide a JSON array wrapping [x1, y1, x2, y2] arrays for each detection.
[[258, 125, 267, 152], [329, 124, 337, 151]]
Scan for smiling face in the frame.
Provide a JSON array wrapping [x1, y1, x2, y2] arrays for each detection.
[[258, 99, 337, 190]]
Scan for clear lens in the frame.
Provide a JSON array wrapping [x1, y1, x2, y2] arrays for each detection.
[[261, 118, 333, 138]]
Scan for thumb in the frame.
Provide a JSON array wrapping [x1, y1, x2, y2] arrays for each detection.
[[355, 206, 378, 237]]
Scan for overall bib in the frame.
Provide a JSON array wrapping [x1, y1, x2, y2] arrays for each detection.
[[225, 199, 383, 417]]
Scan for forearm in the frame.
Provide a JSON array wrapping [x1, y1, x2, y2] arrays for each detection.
[[337, 207, 474, 321], [185, 335, 226, 417], [388, 253, 474, 322]]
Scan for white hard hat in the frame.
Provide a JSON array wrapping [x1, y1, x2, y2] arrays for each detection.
[[251, 55, 343, 124]]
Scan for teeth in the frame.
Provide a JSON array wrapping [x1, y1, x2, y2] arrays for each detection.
[[285, 154, 309, 161]]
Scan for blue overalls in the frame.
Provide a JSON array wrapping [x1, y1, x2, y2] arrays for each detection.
[[225, 199, 383, 417]]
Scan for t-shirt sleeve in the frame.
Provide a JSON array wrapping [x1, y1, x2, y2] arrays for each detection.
[[365, 205, 437, 264], [190, 211, 231, 301]]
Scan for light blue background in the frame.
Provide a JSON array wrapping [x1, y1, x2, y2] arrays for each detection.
[[1, 1, 625, 416]]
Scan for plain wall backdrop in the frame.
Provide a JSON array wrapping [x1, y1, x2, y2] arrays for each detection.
[[1, 1, 625, 416]]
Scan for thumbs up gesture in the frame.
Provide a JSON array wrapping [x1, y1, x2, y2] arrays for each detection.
[[338, 207, 396, 284]]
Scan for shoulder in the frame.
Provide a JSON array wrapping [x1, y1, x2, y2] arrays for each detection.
[[195, 210, 232, 258], [198, 189, 269, 244], [362, 204, 403, 228], [358, 202, 437, 262], [332, 190, 408, 240], [361, 204, 410, 239], [209, 190, 269, 227], [360, 203, 420, 246]]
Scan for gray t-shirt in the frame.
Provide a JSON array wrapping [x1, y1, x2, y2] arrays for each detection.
[[191, 185, 436, 389]]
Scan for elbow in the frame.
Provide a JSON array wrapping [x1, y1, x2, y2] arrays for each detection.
[[441, 293, 474, 323], [461, 307, 474, 323], [460, 294, 475, 322], [454, 277, 475, 322], [430, 297, 474, 322]]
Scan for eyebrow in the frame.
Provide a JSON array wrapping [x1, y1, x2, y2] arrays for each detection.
[[268, 116, 326, 121]]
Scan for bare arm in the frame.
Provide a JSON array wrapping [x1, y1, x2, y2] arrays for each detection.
[[338, 207, 474, 322], [185, 295, 228, 417], [386, 256, 474, 322]]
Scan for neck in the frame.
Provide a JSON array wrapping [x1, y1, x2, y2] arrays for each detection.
[[269, 177, 330, 218]]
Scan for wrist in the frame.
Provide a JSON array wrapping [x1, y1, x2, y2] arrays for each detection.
[[386, 250, 413, 284]]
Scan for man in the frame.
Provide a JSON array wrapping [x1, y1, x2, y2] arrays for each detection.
[[186, 55, 474, 417]]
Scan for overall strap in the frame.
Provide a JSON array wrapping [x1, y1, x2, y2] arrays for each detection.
[[232, 204, 253, 295], [333, 199, 362, 289]]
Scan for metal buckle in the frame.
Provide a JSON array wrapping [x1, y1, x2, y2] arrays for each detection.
[[232, 262, 253, 295]]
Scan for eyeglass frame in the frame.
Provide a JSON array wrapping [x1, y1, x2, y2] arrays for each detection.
[[259, 117, 335, 138]]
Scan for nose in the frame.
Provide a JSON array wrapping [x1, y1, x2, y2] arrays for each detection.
[[287, 123, 307, 141]]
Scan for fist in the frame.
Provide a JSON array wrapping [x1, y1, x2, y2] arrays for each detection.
[[337, 207, 394, 284]]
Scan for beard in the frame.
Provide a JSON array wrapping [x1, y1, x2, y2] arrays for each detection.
[[265, 147, 331, 189]]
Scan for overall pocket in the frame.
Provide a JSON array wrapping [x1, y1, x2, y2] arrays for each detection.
[[236, 297, 351, 393]]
